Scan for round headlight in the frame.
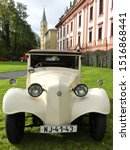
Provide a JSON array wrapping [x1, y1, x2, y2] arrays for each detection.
[[28, 83, 43, 97], [74, 84, 88, 97]]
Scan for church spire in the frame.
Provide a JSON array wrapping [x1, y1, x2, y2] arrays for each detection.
[[41, 8, 47, 22], [40, 7, 48, 49]]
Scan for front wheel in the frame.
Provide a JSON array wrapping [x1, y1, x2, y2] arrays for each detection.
[[89, 113, 106, 141], [6, 113, 25, 144]]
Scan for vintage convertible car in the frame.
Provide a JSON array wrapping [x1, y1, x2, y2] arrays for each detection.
[[3, 49, 110, 144]]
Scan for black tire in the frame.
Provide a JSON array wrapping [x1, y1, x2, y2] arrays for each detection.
[[6, 113, 25, 144], [89, 113, 106, 141]]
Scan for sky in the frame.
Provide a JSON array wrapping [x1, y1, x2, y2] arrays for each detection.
[[14, 0, 71, 35]]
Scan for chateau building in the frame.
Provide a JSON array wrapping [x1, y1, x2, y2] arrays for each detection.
[[40, 8, 57, 49], [55, 0, 113, 52]]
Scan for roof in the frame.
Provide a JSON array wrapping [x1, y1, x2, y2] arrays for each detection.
[[41, 8, 47, 22], [55, 0, 86, 28], [28, 49, 81, 55], [45, 28, 57, 36]]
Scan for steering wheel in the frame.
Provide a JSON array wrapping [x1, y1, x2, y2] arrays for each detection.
[[35, 62, 44, 68]]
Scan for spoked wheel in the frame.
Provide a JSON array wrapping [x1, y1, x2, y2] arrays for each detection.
[[89, 113, 106, 141], [6, 113, 25, 144]]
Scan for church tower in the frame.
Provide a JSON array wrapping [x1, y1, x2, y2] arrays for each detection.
[[40, 8, 48, 49]]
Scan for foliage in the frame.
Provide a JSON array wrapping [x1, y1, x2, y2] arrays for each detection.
[[0, 0, 39, 58], [82, 49, 113, 69]]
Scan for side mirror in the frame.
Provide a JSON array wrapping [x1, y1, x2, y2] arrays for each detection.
[[97, 80, 103, 87], [9, 79, 16, 85], [28, 67, 34, 73]]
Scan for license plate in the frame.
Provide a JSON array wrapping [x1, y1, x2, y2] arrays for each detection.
[[40, 125, 77, 133]]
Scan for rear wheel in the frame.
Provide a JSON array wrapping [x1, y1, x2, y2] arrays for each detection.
[[6, 113, 25, 144], [89, 113, 106, 141]]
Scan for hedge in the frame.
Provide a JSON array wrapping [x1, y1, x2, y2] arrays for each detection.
[[82, 49, 113, 69]]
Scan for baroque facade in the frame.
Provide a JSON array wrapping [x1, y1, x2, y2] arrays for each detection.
[[55, 0, 113, 52]]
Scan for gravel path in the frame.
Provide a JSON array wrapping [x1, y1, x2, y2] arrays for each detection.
[[0, 71, 27, 80]]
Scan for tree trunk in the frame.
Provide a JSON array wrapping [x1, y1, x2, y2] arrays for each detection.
[[14, 18, 18, 56], [5, 23, 10, 48]]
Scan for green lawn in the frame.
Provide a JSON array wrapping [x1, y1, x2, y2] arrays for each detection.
[[0, 63, 113, 150], [81, 66, 113, 99], [0, 61, 27, 73]]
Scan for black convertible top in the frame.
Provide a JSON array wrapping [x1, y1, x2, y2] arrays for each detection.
[[28, 49, 81, 55]]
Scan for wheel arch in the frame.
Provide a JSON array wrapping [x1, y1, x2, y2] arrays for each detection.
[[3, 88, 46, 122], [71, 88, 110, 123]]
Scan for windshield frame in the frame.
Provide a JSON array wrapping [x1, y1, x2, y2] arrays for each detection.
[[28, 53, 81, 70]]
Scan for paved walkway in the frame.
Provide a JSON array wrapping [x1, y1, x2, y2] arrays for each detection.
[[0, 71, 27, 80]]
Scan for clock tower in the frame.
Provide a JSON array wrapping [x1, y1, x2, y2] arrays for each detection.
[[40, 8, 48, 49]]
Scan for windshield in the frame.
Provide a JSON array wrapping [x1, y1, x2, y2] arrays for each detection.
[[30, 54, 79, 69]]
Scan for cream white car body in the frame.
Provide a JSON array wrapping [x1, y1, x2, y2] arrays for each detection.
[[3, 50, 110, 126]]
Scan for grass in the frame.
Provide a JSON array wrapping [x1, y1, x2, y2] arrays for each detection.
[[0, 62, 113, 150], [81, 66, 113, 99], [0, 61, 27, 73]]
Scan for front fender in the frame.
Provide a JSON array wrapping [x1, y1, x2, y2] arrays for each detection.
[[71, 88, 110, 122], [2, 88, 46, 121]]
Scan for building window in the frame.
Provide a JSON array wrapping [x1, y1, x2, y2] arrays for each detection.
[[60, 41, 62, 50], [71, 21, 73, 32], [57, 31, 59, 40], [111, 22, 113, 37], [63, 26, 65, 36], [60, 28, 62, 38], [67, 24, 69, 34], [98, 27, 102, 40], [99, 0, 103, 15], [63, 40, 65, 49], [78, 32, 81, 45], [111, 0, 113, 9], [70, 36, 73, 47], [89, 30, 92, 42], [66, 38, 69, 49], [90, 6, 93, 21], [57, 42, 59, 49], [79, 14, 81, 27]]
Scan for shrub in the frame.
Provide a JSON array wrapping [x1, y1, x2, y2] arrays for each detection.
[[82, 49, 113, 69]]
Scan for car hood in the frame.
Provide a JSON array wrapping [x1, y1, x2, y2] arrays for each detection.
[[27, 67, 80, 88]]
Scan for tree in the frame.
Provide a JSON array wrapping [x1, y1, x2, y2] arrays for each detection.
[[0, 0, 15, 49], [11, 20, 38, 56], [13, 2, 28, 55], [0, 0, 39, 58]]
